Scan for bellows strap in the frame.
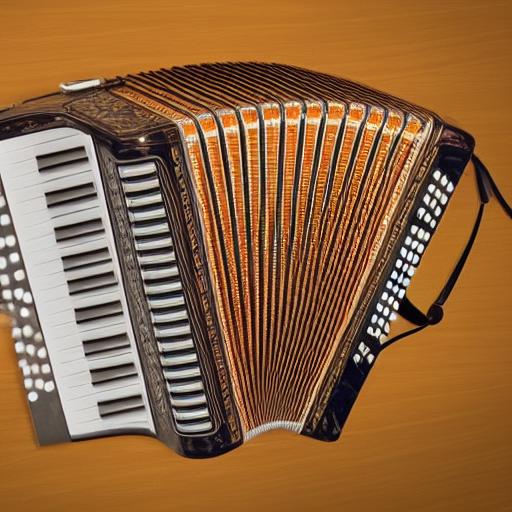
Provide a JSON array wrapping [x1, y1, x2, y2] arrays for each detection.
[[384, 155, 511, 349]]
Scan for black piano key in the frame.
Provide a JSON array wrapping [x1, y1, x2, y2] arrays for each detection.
[[54, 218, 104, 242], [82, 333, 131, 356], [61, 246, 110, 271], [90, 363, 138, 385], [45, 182, 97, 208], [98, 395, 145, 418], [67, 271, 117, 295], [74, 300, 124, 324], [37, 147, 88, 172]]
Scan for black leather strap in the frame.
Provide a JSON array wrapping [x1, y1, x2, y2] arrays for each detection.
[[384, 155, 511, 349]]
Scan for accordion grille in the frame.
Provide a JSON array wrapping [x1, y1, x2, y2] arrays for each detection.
[[113, 64, 433, 434]]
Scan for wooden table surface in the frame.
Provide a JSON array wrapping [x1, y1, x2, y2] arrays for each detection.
[[0, 1, 510, 510]]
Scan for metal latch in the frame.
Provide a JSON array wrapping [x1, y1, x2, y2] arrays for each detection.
[[59, 78, 105, 94]]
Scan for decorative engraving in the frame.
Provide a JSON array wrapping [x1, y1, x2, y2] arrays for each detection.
[[0, 117, 58, 138], [170, 142, 242, 443], [66, 90, 169, 136]]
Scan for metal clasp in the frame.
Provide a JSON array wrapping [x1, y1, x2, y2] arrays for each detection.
[[59, 78, 105, 94]]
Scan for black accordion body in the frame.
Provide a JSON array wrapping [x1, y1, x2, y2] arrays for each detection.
[[0, 63, 507, 458]]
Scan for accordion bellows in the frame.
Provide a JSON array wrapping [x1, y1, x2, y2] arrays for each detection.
[[0, 63, 475, 457], [116, 66, 432, 436]]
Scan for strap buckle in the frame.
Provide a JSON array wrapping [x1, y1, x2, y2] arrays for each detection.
[[427, 303, 444, 325]]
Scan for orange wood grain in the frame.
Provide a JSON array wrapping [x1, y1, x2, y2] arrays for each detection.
[[0, 1, 510, 510]]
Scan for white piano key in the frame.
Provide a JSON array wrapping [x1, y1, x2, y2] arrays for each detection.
[[164, 366, 201, 380], [142, 266, 180, 280], [122, 177, 159, 193], [41, 171, 95, 194], [128, 206, 167, 222], [144, 280, 182, 295], [80, 321, 128, 342], [32, 257, 65, 276], [148, 294, 185, 309], [173, 407, 209, 421], [87, 352, 134, 371], [46, 197, 99, 219], [57, 232, 106, 255], [175, 420, 212, 434], [160, 352, 198, 366], [66, 380, 142, 408], [70, 286, 120, 310], [168, 380, 204, 394], [132, 222, 169, 237], [152, 308, 188, 324], [64, 260, 114, 282], [126, 191, 163, 208], [51, 206, 101, 229], [170, 393, 207, 408], [138, 251, 176, 266], [118, 162, 156, 179], [159, 339, 195, 352], [155, 324, 191, 338], [77, 316, 127, 337], [135, 236, 173, 252]]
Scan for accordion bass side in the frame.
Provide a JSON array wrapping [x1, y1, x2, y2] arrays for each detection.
[[0, 63, 505, 458]]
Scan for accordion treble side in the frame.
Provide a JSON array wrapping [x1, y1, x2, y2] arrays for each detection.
[[0, 63, 480, 457]]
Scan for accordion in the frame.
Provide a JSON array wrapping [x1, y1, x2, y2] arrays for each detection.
[[0, 63, 509, 458]]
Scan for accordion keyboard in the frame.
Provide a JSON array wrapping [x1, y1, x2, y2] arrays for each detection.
[[118, 161, 213, 434], [0, 128, 154, 439]]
